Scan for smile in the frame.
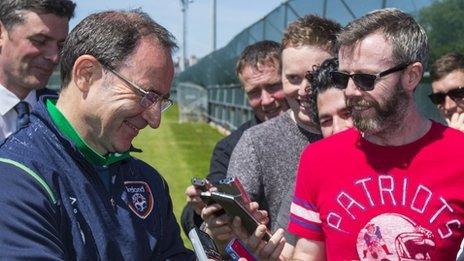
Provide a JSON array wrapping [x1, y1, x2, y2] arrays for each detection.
[[34, 66, 54, 75], [297, 98, 311, 110], [264, 107, 278, 115], [351, 105, 371, 112], [124, 120, 140, 133]]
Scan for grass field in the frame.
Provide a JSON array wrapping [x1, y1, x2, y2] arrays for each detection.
[[132, 104, 224, 249]]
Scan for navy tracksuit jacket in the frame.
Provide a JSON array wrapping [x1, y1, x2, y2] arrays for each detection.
[[0, 96, 194, 260]]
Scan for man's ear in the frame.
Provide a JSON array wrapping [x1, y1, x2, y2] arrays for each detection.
[[402, 62, 423, 93], [72, 55, 102, 93], [0, 22, 8, 50]]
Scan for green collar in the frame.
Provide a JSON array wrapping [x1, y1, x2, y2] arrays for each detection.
[[46, 98, 131, 166]]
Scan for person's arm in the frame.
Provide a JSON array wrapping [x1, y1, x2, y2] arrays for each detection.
[[291, 238, 326, 261], [232, 184, 299, 260], [0, 162, 66, 259], [232, 218, 286, 261], [202, 203, 234, 241], [203, 200, 269, 256], [208, 137, 231, 183], [275, 188, 298, 259], [287, 147, 326, 260], [185, 184, 205, 215]]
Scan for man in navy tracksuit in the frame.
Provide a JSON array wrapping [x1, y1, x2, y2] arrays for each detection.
[[0, 10, 194, 260]]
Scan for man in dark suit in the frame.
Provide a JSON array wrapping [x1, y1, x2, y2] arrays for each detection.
[[0, 0, 75, 139]]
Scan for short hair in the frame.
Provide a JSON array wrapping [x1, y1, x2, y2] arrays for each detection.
[[338, 8, 428, 66], [430, 52, 464, 82], [305, 57, 339, 123], [0, 0, 75, 30], [282, 15, 341, 54], [60, 9, 178, 88], [236, 40, 281, 77]]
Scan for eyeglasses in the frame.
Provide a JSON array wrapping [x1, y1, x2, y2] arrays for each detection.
[[331, 63, 410, 91], [104, 66, 173, 112], [428, 87, 464, 106]]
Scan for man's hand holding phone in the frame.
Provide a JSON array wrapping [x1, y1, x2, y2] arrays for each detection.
[[186, 177, 213, 215], [230, 202, 285, 260], [201, 203, 234, 241]]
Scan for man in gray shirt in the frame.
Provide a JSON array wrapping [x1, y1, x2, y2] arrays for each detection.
[[202, 14, 341, 259], [227, 15, 341, 232]]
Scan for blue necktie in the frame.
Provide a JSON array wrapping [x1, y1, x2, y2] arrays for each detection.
[[15, 101, 30, 129]]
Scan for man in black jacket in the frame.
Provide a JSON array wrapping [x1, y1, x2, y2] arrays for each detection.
[[181, 40, 288, 234]]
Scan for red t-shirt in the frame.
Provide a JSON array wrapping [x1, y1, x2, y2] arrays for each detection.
[[288, 122, 464, 260]]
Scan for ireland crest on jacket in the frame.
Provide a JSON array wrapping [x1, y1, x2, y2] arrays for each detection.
[[124, 181, 154, 219]]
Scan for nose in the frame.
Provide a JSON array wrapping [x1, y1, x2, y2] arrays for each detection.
[[443, 95, 457, 112], [44, 44, 60, 64], [344, 77, 361, 98], [297, 78, 309, 96], [261, 89, 274, 106], [141, 103, 162, 129]]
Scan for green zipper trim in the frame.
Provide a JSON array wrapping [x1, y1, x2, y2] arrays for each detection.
[[0, 158, 57, 204]]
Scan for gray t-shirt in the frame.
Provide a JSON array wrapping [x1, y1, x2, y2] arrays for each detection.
[[227, 111, 321, 231], [277, 187, 297, 245]]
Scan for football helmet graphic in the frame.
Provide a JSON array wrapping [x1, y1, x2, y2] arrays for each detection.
[[357, 213, 435, 260]]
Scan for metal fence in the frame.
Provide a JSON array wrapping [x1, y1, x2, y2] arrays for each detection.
[[175, 0, 441, 131], [47, 71, 61, 90], [177, 82, 208, 123]]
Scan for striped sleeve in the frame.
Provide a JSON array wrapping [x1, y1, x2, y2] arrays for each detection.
[[287, 146, 324, 241]]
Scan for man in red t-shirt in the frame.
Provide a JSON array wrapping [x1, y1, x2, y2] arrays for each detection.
[[289, 8, 464, 260]]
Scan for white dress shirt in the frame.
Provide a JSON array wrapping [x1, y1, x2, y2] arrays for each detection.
[[0, 84, 36, 140]]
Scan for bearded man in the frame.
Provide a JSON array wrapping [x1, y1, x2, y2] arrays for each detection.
[[289, 8, 464, 261]]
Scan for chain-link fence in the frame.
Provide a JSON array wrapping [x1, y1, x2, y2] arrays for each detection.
[[177, 82, 208, 123], [47, 71, 61, 90], [175, 0, 443, 131]]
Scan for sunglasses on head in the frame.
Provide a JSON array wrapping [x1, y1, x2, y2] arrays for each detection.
[[330, 63, 410, 91], [428, 87, 464, 105]]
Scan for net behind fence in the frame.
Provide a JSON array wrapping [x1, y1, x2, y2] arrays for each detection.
[[175, 0, 444, 131]]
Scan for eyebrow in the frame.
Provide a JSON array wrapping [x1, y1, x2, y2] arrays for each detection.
[[30, 33, 64, 42], [318, 113, 331, 119]]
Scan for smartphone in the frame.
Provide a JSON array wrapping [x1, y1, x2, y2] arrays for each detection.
[[210, 191, 271, 241], [191, 177, 209, 192], [199, 191, 216, 206], [200, 191, 225, 216], [216, 177, 251, 204], [225, 238, 257, 261], [188, 227, 222, 261]]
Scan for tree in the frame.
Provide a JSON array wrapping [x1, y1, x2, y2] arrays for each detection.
[[419, 0, 464, 65]]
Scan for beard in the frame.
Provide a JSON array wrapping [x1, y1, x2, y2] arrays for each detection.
[[347, 83, 409, 135]]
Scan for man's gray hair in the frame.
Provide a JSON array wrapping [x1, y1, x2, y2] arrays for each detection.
[[338, 8, 428, 66]]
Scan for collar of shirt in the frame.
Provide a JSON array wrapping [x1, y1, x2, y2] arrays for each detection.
[[0, 84, 36, 116], [45, 98, 131, 166]]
